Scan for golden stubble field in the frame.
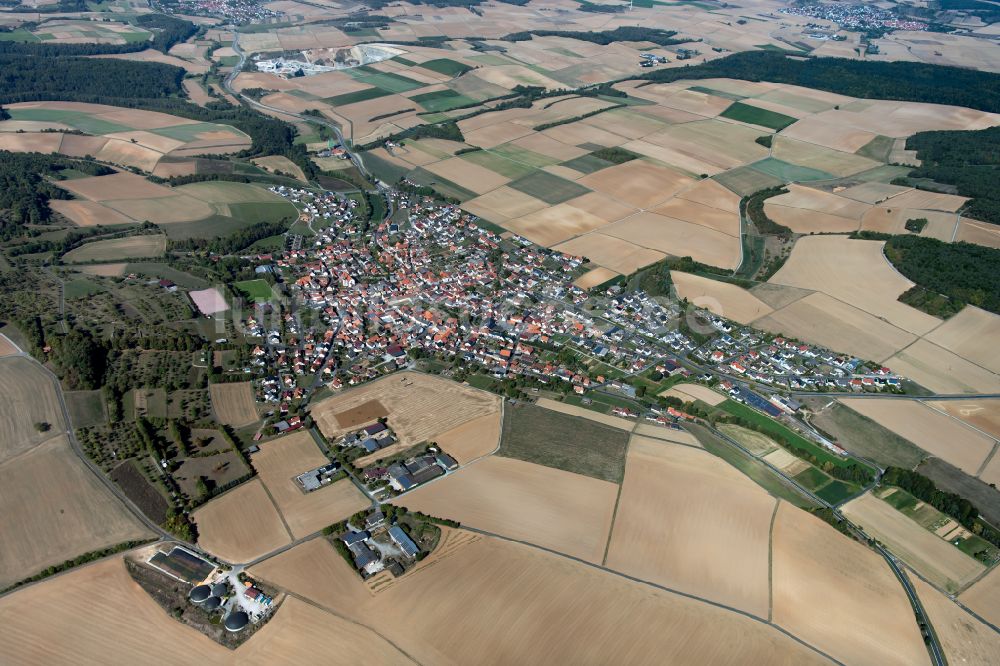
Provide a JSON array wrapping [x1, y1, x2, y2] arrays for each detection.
[[209, 382, 260, 427], [252, 431, 369, 539], [396, 455, 618, 563], [0, 356, 66, 463], [771, 502, 928, 666], [959, 564, 1000, 629], [192, 478, 291, 563], [842, 492, 985, 593], [910, 575, 1000, 666], [605, 435, 775, 617], [312, 371, 500, 462]]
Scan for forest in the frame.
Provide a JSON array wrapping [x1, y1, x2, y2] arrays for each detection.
[[881, 235, 1000, 315], [903, 125, 1000, 224], [639, 51, 1000, 114], [503, 26, 686, 46]]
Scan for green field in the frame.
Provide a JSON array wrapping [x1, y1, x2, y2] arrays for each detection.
[[419, 58, 473, 76], [123, 263, 209, 289], [0, 29, 39, 42], [233, 279, 274, 302], [63, 277, 104, 299], [408, 167, 477, 201], [806, 400, 927, 470], [713, 165, 785, 196], [351, 68, 424, 94], [561, 153, 615, 175], [409, 89, 476, 113], [720, 102, 797, 131], [460, 149, 537, 179], [814, 480, 858, 504], [363, 151, 413, 184], [7, 108, 130, 135], [489, 144, 560, 168], [508, 171, 590, 204], [856, 134, 895, 162], [325, 87, 392, 107], [64, 390, 106, 427], [749, 157, 834, 182], [498, 402, 629, 483], [793, 466, 830, 492]]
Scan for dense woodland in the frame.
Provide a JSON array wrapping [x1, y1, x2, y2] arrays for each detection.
[[880, 235, 1000, 316], [902, 125, 1000, 224], [503, 27, 687, 46], [639, 51, 1000, 114]]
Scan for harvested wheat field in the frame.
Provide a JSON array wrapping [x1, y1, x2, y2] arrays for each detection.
[[0, 557, 225, 664], [653, 197, 740, 236], [62, 234, 166, 263], [859, 207, 957, 241], [843, 492, 985, 593], [668, 383, 728, 406], [0, 132, 63, 153], [76, 262, 126, 277], [49, 199, 135, 227], [0, 357, 66, 462], [603, 212, 741, 269], [193, 478, 291, 563], [210, 382, 259, 427], [252, 155, 306, 181], [606, 436, 775, 617], [0, 435, 151, 587], [886, 339, 1000, 394], [462, 186, 547, 222], [959, 565, 1000, 629], [670, 271, 773, 324], [431, 411, 501, 464], [771, 502, 928, 666], [719, 424, 780, 456], [504, 203, 610, 247], [249, 537, 371, 609], [924, 306, 1000, 375], [910, 575, 1000, 666], [58, 172, 173, 201], [631, 423, 702, 447], [956, 218, 1000, 249], [313, 371, 500, 449], [578, 160, 694, 209], [553, 232, 665, 275], [840, 398, 996, 476], [534, 397, 633, 430], [926, 399, 1000, 439], [398, 455, 617, 563], [253, 431, 369, 539], [573, 266, 618, 290], [0, 334, 17, 357], [769, 236, 940, 336]]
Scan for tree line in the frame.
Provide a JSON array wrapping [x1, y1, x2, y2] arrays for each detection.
[[0, 14, 196, 57], [503, 26, 687, 46]]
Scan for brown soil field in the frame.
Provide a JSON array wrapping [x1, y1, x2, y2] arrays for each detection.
[[104, 195, 215, 224], [182, 79, 212, 106], [859, 207, 957, 241], [658, 88, 733, 117], [540, 120, 631, 149], [0, 334, 18, 357], [631, 423, 702, 446], [58, 132, 111, 157], [573, 266, 619, 290], [463, 121, 536, 149], [312, 372, 500, 451], [510, 133, 588, 161], [504, 203, 610, 247], [534, 398, 634, 430], [251, 155, 306, 181], [578, 107, 669, 140], [95, 49, 209, 74], [924, 306, 1000, 374], [578, 160, 694, 209], [75, 262, 126, 277], [0, 132, 63, 153], [95, 140, 163, 171], [431, 410, 501, 464], [49, 199, 135, 227], [771, 502, 928, 666], [644, 120, 768, 170], [193, 478, 291, 563], [843, 492, 985, 593], [397, 456, 618, 563], [911, 575, 1000, 666], [769, 236, 940, 336], [601, 212, 741, 269], [253, 431, 369, 539], [956, 218, 1000, 249], [61, 234, 166, 262], [0, 120, 73, 133], [666, 383, 727, 406], [926, 399, 1000, 439], [838, 182, 912, 205], [816, 100, 994, 137], [880, 189, 969, 212], [605, 436, 774, 617], [57, 172, 175, 201], [766, 205, 860, 234], [653, 198, 739, 236], [423, 156, 510, 194], [764, 184, 871, 220], [332, 398, 388, 429], [0, 435, 151, 587], [0, 356, 66, 462], [253, 530, 829, 665], [670, 271, 774, 324], [554, 232, 665, 275], [959, 564, 1000, 629], [839, 399, 995, 476], [106, 130, 184, 153], [152, 160, 198, 178], [210, 382, 259, 427], [749, 282, 813, 310], [620, 138, 725, 177], [753, 292, 916, 363], [764, 448, 811, 476], [249, 537, 371, 609], [886, 339, 1000, 394], [780, 116, 877, 152], [563, 191, 638, 223]]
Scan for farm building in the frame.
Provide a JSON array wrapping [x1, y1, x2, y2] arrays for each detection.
[[389, 525, 420, 559]]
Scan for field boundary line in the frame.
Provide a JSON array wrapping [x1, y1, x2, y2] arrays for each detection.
[[601, 423, 637, 566], [921, 401, 1000, 449], [975, 442, 999, 478], [460, 525, 846, 666], [258, 478, 296, 542], [767, 498, 779, 623]]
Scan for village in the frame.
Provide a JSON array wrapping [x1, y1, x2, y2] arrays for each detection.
[[227, 182, 907, 434]]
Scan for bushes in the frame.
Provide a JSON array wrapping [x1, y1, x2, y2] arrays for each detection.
[[745, 187, 791, 236]]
